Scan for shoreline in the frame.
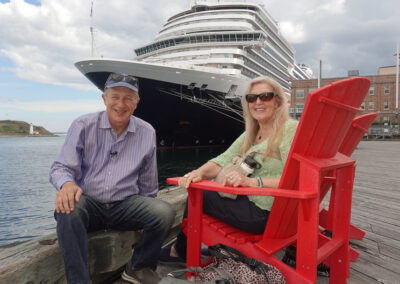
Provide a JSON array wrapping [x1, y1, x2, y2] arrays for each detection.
[[0, 134, 59, 138]]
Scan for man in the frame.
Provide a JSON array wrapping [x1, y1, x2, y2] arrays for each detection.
[[50, 72, 175, 284]]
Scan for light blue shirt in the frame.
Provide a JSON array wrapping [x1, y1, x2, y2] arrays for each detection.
[[49, 111, 158, 202]]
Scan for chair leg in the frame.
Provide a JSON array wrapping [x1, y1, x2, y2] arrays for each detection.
[[296, 165, 320, 283], [186, 188, 203, 278], [329, 165, 354, 283]]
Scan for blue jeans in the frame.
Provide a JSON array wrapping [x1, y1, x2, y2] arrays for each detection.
[[55, 194, 175, 284]]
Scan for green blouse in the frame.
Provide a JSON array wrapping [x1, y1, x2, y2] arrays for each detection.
[[210, 119, 298, 211]]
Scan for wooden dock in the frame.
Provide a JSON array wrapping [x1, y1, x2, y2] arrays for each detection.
[[341, 141, 400, 284], [1, 141, 399, 283]]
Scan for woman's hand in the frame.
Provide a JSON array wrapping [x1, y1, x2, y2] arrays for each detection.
[[178, 170, 203, 189], [222, 171, 254, 187]]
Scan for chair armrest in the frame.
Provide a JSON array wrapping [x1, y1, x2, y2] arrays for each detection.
[[166, 177, 316, 200]]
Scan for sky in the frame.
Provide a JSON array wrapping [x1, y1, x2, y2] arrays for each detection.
[[0, 0, 399, 132]]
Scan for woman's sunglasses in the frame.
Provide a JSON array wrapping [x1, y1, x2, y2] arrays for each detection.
[[245, 92, 276, 103]]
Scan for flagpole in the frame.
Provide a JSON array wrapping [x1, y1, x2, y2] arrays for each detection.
[[396, 42, 399, 123]]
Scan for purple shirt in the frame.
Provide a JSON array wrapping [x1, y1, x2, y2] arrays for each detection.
[[49, 111, 158, 202]]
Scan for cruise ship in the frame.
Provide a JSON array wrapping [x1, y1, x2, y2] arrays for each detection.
[[75, 1, 312, 148]]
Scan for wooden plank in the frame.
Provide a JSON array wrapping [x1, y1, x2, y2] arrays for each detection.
[[350, 253, 400, 283]]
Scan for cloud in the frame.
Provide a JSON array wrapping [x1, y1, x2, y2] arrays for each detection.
[[0, 0, 183, 90], [0, 99, 104, 113], [0, 0, 399, 83]]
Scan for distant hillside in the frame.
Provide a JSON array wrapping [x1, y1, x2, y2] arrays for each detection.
[[0, 120, 54, 136]]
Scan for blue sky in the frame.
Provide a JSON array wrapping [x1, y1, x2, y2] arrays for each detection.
[[0, 0, 399, 132]]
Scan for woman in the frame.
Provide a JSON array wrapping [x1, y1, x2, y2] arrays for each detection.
[[159, 76, 298, 264]]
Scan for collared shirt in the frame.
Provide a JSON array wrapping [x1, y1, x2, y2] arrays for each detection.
[[49, 111, 158, 202]]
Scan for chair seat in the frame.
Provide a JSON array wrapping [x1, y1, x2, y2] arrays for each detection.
[[184, 215, 263, 244]]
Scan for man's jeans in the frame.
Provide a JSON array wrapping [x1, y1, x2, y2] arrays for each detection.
[[55, 194, 175, 284]]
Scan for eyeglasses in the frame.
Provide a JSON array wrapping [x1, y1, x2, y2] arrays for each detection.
[[104, 73, 139, 91], [245, 92, 276, 103]]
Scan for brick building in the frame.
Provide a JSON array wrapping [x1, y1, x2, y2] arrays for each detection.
[[289, 66, 399, 123]]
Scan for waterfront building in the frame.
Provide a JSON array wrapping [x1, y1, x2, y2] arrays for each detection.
[[290, 66, 400, 124]]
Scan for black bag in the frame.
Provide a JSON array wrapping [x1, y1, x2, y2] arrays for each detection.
[[197, 244, 286, 284], [161, 244, 286, 283]]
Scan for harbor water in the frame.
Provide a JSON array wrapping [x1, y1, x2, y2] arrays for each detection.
[[0, 136, 225, 246]]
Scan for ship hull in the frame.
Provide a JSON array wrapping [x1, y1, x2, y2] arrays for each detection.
[[75, 58, 246, 148]]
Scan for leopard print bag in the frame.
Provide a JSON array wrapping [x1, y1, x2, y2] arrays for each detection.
[[196, 244, 286, 284]]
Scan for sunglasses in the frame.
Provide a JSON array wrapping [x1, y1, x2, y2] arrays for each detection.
[[245, 92, 276, 103], [105, 73, 139, 89]]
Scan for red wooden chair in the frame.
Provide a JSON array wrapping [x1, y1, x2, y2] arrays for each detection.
[[320, 112, 378, 242], [167, 77, 370, 283]]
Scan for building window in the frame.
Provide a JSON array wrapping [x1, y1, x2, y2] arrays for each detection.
[[296, 103, 304, 113], [368, 102, 374, 110], [384, 85, 390, 95], [384, 101, 389, 110], [369, 86, 374, 95], [383, 116, 389, 122], [361, 102, 365, 110], [295, 89, 304, 98]]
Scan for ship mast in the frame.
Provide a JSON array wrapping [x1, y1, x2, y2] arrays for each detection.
[[90, 0, 95, 57]]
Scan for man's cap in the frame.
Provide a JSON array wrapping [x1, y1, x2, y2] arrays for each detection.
[[104, 72, 139, 93]]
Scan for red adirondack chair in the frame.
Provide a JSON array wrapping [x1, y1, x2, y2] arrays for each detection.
[[320, 112, 378, 241], [167, 77, 370, 283]]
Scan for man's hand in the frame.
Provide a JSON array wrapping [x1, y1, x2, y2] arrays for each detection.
[[55, 181, 83, 214]]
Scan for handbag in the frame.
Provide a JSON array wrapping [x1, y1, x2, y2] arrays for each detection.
[[214, 152, 261, 199]]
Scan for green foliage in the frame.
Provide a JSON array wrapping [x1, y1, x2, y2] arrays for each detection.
[[0, 120, 53, 136]]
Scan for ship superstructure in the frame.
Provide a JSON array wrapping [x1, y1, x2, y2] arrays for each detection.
[[75, 1, 312, 148], [134, 2, 311, 93]]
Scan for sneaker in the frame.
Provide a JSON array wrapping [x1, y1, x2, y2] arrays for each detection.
[[158, 246, 186, 266], [121, 261, 160, 284], [282, 245, 330, 277], [317, 263, 330, 277]]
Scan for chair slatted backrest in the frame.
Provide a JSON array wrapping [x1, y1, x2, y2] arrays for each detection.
[[339, 112, 377, 156], [264, 77, 370, 239]]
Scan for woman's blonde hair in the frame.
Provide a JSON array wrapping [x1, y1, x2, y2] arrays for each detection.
[[239, 76, 290, 160]]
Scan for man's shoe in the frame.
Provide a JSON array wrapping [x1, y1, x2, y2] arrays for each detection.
[[121, 261, 160, 284], [158, 246, 186, 266]]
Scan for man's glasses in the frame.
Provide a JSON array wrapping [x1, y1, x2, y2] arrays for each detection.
[[105, 73, 139, 90], [245, 92, 276, 103]]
